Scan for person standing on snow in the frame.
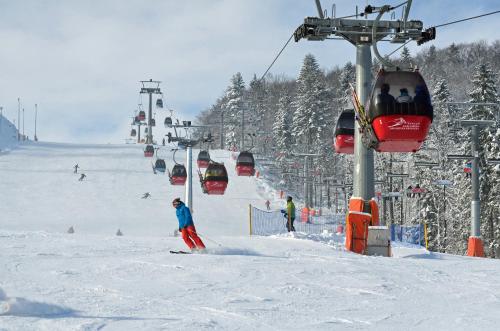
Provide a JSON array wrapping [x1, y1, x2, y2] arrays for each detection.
[[265, 200, 270, 210], [172, 198, 206, 251], [74, 164, 79, 174], [285, 196, 296, 232]]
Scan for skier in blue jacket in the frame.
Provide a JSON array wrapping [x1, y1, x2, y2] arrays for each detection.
[[172, 198, 206, 251]]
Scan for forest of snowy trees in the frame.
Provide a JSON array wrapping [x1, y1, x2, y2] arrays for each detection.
[[195, 40, 500, 257]]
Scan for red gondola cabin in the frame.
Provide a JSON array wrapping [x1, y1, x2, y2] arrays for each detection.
[[144, 145, 154, 157], [334, 109, 355, 154], [235, 151, 255, 176], [154, 159, 166, 173], [200, 163, 228, 195], [169, 164, 187, 185], [366, 69, 433, 153], [138, 111, 146, 121], [197, 150, 210, 168]]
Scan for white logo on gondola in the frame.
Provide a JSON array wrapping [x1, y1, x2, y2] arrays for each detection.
[[345, 136, 354, 143], [386, 117, 420, 130], [387, 117, 407, 128]]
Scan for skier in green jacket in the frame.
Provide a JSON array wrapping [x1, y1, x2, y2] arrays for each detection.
[[286, 196, 296, 232]]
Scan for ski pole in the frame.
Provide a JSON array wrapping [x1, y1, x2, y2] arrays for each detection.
[[198, 233, 223, 247]]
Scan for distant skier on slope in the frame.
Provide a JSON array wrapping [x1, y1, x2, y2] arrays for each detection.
[[142, 192, 151, 199], [74, 164, 79, 174], [172, 198, 206, 252], [265, 200, 270, 210], [78, 173, 86, 181]]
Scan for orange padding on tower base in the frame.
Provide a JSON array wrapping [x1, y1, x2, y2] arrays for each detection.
[[467, 237, 485, 257], [345, 212, 371, 254], [349, 198, 364, 213], [369, 199, 380, 226], [346, 198, 380, 254], [348, 197, 379, 226]]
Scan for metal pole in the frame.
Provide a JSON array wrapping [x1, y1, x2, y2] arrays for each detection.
[[382, 197, 387, 225], [0, 106, 3, 135], [22, 108, 25, 140], [443, 184, 447, 250], [186, 146, 193, 213], [327, 180, 331, 209], [34, 104, 38, 141], [17, 98, 20, 141], [137, 123, 141, 143], [148, 92, 153, 144], [471, 125, 481, 237], [304, 155, 309, 209], [389, 155, 394, 223], [220, 110, 224, 149], [353, 44, 374, 201], [241, 107, 245, 151]]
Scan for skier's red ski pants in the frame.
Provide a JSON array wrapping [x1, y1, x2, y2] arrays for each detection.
[[181, 225, 206, 250]]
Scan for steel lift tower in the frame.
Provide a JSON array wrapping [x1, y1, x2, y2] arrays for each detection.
[[140, 79, 162, 145], [294, 1, 434, 253]]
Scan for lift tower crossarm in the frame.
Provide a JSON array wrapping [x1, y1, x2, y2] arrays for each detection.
[[294, 16, 424, 45]]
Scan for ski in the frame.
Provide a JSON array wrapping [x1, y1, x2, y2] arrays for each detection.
[[169, 250, 192, 254]]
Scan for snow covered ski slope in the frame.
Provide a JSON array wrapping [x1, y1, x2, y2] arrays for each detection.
[[1, 142, 500, 330]]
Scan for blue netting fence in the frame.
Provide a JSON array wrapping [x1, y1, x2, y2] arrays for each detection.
[[250, 205, 343, 236], [390, 224, 425, 246]]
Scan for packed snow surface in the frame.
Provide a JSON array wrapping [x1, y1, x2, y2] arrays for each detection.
[[1, 142, 500, 330]]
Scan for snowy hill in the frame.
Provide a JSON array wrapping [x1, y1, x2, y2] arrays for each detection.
[[0, 114, 18, 151], [1, 143, 500, 330]]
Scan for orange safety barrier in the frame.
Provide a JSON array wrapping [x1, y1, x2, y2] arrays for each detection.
[[467, 237, 485, 257], [301, 208, 309, 222], [345, 211, 371, 254]]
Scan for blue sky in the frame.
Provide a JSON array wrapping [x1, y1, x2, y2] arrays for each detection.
[[0, 0, 499, 143]]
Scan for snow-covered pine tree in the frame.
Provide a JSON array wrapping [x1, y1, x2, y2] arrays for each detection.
[[292, 54, 329, 154], [273, 89, 293, 163], [400, 46, 412, 67], [425, 79, 462, 253], [467, 63, 500, 257], [248, 75, 268, 144], [223, 72, 246, 150], [485, 127, 500, 257], [338, 62, 355, 108]]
